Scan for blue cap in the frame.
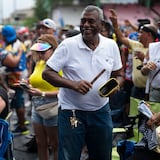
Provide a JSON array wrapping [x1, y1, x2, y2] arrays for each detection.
[[2, 25, 17, 43], [129, 32, 139, 41]]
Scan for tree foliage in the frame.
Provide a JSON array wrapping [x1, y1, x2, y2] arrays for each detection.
[[34, 0, 48, 20], [23, 0, 99, 28]]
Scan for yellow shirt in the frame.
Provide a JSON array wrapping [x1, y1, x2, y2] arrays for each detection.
[[29, 60, 60, 91], [5, 40, 26, 53], [128, 39, 148, 88]]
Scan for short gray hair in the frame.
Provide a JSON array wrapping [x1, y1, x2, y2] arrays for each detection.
[[81, 5, 104, 21]]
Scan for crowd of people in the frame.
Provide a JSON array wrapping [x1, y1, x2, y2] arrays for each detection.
[[0, 4, 160, 160]]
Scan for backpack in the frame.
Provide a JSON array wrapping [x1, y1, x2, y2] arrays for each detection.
[[0, 118, 13, 159]]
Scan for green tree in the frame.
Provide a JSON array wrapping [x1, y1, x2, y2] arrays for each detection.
[[34, 0, 74, 20], [22, 0, 73, 28], [34, 0, 48, 20], [23, 17, 38, 28]]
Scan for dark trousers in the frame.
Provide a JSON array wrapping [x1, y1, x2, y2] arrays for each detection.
[[58, 103, 113, 160]]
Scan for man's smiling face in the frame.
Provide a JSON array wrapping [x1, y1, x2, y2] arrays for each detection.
[[80, 10, 102, 41]]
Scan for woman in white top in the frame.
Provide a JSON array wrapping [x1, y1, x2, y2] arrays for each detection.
[[141, 41, 160, 102]]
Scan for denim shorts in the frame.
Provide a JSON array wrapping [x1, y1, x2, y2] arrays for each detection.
[[31, 96, 58, 126], [58, 103, 113, 160], [31, 108, 58, 126]]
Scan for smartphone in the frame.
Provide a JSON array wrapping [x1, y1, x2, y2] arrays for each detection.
[[20, 82, 30, 90]]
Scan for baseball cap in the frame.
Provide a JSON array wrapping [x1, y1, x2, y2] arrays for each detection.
[[2, 25, 17, 43], [41, 18, 56, 30], [129, 32, 139, 41], [140, 24, 157, 39], [30, 43, 52, 52]]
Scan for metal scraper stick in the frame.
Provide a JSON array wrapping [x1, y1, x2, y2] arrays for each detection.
[[90, 69, 106, 84]]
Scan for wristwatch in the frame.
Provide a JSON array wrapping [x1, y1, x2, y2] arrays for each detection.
[[41, 92, 46, 97]]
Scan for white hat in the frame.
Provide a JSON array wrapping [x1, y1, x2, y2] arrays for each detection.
[[41, 18, 56, 30]]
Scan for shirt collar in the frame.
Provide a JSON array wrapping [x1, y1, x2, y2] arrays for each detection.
[[77, 34, 105, 50]]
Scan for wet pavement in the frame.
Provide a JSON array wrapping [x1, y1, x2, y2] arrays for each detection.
[[10, 105, 38, 160]]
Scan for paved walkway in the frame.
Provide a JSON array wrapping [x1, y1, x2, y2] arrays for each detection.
[[9, 105, 38, 160]]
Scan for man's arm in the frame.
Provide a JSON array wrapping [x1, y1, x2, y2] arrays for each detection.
[[111, 68, 125, 88], [124, 19, 138, 32], [109, 9, 130, 48], [42, 66, 75, 89], [42, 66, 92, 95]]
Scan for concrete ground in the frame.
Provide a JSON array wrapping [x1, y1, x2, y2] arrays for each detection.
[[10, 105, 38, 160]]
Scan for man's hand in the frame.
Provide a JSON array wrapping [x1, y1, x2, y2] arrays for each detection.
[[141, 61, 157, 75], [134, 51, 145, 61], [124, 19, 131, 27], [73, 80, 92, 95], [147, 112, 160, 128], [109, 9, 118, 28], [145, 61, 157, 71]]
